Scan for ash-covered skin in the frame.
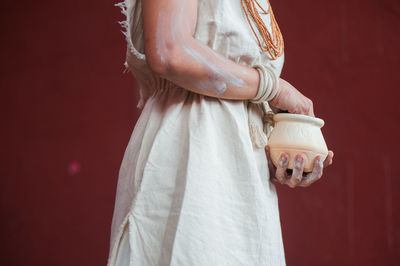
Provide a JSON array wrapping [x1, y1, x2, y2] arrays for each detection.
[[300, 158, 324, 186], [155, 0, 246, 95], [155, 14, 167, 64], [271, 151, 331, 188]]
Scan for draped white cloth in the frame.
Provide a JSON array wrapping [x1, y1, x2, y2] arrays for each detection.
[[108, 0, 286, 265]]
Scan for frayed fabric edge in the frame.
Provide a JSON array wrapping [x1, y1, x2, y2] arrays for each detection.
[[114, 0, 146, 73], [114, 0, 147, 110]]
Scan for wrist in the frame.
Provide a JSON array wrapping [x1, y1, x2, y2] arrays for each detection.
[[250, 64, 279, 104]]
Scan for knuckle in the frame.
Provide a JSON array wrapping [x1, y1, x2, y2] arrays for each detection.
[[293, 178, 302, 186], [275, 171, 284, 181], [291, 176, 301, 187]]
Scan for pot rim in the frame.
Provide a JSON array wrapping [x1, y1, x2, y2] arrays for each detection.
[[273, 113, 325, 127]]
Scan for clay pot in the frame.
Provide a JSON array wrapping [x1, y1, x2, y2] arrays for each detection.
[[268, 113, 328, 172]]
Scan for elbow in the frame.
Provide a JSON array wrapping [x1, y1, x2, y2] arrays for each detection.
[[145, 42, 184, 78], [146, 49, 169, 77]]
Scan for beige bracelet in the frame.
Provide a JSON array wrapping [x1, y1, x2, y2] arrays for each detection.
[[250, 64, 279, 104]]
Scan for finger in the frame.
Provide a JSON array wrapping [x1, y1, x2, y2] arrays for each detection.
[[287, 155, 304, 188], [306, 98, 314, 117], [275, 153, 289, 184], [271, 177, 280, 183], [323, 150, 334, 168], [308, 106, 315, 117], [300, 156, 324, 187]]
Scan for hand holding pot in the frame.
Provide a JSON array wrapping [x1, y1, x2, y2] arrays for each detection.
[[266, 78, 334, 188], [269, 78, 314, 117], [266, 146, 334, 187]]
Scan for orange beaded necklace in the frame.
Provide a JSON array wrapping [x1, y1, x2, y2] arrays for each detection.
[[241, 0, 284, 60]]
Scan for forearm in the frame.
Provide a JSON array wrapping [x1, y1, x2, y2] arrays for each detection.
[[142, 0, 259, 100], [151, 37, 259, 100]]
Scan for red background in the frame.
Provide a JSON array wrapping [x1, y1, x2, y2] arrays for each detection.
[[1, 0, 399, 265]]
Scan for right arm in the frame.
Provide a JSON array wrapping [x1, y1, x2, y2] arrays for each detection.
[[142, 0, 314, 115], [142, 0, 260, 100]]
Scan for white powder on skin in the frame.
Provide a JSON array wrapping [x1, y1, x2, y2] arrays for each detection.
[[155, 2, 246, 95], [155, 15, 166, 64], [196, 79, 227, 95], [294, 158, 302, 169]]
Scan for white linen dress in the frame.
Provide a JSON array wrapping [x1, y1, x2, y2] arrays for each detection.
[[108, 0, 286, 265]]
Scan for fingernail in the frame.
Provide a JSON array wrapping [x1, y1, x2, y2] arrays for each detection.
[[295, 157, 303, 168], [314, 158, 320, 168], [279, 156, 287, 166]]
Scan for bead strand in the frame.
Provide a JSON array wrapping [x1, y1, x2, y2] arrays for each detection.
[[241, 0, 284, 60]]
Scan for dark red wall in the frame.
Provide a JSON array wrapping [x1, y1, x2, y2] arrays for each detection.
[[1, 0, 399, 265]]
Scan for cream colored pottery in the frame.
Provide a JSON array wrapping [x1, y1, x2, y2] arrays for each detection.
[[268, 113, 328, 172]]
